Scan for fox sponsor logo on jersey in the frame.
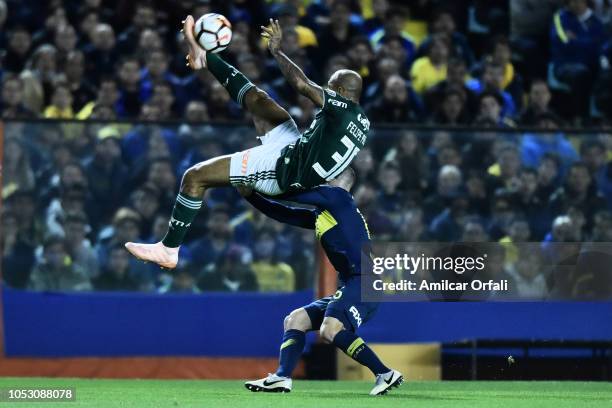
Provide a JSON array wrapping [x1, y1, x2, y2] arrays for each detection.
[[325, 89, 337, 97], [330, 99, 348, 109], [349, 306, 362, 327], [357, 114, 370, 131]]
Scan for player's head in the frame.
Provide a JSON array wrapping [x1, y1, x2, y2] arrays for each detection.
[[328, 69, 362, 103], [329, 166, 356, 191]]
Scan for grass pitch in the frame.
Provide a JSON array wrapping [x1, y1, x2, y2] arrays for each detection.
[[0, 378, 611, 408]]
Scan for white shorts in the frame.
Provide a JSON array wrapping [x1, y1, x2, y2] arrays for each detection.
[[229, 119, 300, 196]]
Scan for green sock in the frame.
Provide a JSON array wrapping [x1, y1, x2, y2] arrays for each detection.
[[161, 193, 202, 248], [206, 53, 255, 106]]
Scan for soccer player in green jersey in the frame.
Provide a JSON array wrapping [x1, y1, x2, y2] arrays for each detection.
[[125, 16, 371, 269]]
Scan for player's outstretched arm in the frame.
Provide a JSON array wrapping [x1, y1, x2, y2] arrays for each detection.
[[261, 19, 324, 107], [236, 186, 316, 229]]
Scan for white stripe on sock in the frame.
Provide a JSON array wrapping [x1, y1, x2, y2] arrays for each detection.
[[176, 195, 202, 209], [237, 83, 254, 105], [177, 194, 202, 205]]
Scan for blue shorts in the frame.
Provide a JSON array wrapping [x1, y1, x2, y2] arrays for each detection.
[[303, 276, 378, 332]]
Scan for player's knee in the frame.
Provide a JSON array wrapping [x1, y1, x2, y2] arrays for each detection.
[[320, 321, 343, 343], [283, 314, 292, 331], [183, 163, 211, 189], [183, 165, 201, 186], [247, 88, 269, 105], [284, 309, 310, 332], [319, 325, 337, 343]]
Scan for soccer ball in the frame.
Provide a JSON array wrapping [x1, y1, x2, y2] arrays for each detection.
[[193, 13, 232, 53]]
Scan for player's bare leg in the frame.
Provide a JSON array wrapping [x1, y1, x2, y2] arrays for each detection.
[[320, 317, 403, 396], [125, 156, 231, 268], [179, 154, 231, 196], [241, 87, 291, 134]]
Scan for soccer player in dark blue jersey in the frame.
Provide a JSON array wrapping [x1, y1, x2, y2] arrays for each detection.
[[242, 168, 403, 396]]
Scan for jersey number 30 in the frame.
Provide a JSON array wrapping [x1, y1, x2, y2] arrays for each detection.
[[312, 136, 360, 180]]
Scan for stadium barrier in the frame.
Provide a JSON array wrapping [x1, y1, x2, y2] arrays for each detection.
[[0, 287, 312, 378], [2, 286, 612, 378], [5, 288, 612, 357]]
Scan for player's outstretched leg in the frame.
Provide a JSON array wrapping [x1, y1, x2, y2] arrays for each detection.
[[245, 308, 312, 393], [320, 317, 403, 396], [125, 156, 231, 268], [205, 53, 291, 133], [182, 15, 290, 134]]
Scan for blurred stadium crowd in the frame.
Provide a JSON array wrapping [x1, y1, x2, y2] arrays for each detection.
[[2, 0, 612, 298], [3, 120, 612, 298], [1, 0, 612, 124]]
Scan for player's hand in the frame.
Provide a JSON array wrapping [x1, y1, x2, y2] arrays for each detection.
[[181, 15, 206, 70], [261, 18, 282, 54], [236, 185, 254, 197]]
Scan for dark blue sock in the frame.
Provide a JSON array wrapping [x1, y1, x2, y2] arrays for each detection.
[[333, 330, 389, 375], [276, 329, 306, 378]]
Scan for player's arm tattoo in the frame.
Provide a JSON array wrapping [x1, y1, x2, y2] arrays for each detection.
[[271, 49, 324, 107]]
